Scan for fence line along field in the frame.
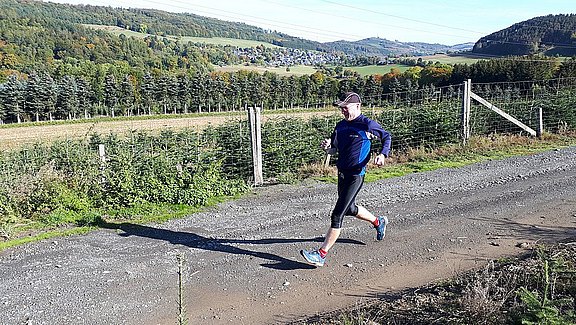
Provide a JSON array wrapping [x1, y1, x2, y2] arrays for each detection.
[[0, 110, 336, 149]]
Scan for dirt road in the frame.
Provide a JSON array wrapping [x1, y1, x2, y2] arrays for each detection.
[[1, 146, 575, 324]]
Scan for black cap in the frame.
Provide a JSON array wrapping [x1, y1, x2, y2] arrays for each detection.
[[333, 92, 361, 107]]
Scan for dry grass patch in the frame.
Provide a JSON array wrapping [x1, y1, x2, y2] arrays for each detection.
[[293, 240, 576, 325]]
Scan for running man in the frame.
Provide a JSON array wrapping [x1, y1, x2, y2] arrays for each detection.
[[301, 92, 392, 267]]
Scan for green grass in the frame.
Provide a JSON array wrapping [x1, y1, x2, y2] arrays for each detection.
[[340, 54, 487, 77], [213, 64, 318, 76], [83, 24, 280, 48], [0, 227, 93, 251], [178, 36, 280, 48], [0, 195, 244, 251], [313, 158, 480, 184], [343, 54, 487, 78], [410, 53, 486, 65], [83, 24, 148, 38], [344, 64, 412, 75], [0, 204, 197, 250]]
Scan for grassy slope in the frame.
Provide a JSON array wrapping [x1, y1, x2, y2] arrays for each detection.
[[344, 64, 411, 75], [411, 53, 485, 64], [83, 24, 281, 48]]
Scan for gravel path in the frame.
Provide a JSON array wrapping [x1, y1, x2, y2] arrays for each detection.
[[1, 146, 575, 324]]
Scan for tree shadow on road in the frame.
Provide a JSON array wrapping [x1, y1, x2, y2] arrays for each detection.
[[471, 216, 576, 242], [99, 221, 365, 271]]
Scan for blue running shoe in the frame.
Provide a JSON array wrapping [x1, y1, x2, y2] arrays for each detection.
[[300, 249, 325, 267], [375, 216, 389, 240]]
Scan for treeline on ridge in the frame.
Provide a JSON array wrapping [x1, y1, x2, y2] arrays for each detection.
[[473, 14, 576, 56]]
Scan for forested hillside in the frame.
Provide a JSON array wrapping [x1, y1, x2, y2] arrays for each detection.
[[0, 0, 470, 62], [1, 0, 576, 125], [472, 14, 576, 56], [0, 0, 323, 50], [323, 37, 473, 57]]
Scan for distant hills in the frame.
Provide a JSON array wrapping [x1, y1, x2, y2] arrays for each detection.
[[324, 37, 474, 57], [1, 0, 573, 61], [472, 14, 576, 56], [0, 0, 471, 57]]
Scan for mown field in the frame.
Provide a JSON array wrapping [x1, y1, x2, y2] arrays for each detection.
[[213, 64, 319, 76], [214, 64, 413, 76], [344, 64, 411, 75], [410, 53, 485, 64], [0, 110, 337, 149]]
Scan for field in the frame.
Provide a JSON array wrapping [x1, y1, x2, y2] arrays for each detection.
[[215, 64, 413, 76], [213, 64, 318, 76], [338, 54, 487, 76], [177, 36, 281, 48], [83, 24, 280, 48], [410, 53, 486, 64], [344, 64, 412, 75], [0, 110, 337, 149]]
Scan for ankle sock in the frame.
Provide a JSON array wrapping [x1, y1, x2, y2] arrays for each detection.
[[319, 248, 328, 258], [372, 218, 380, 227]]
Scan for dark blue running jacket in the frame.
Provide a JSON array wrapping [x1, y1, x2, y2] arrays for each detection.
[[328, 114, 391, 176]]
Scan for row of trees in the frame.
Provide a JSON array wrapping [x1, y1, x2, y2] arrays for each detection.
[[0, 69, 337, 123], [1, 56, 576, 123]]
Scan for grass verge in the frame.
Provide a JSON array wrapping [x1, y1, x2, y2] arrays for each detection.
[[308, 133, 576, 183], [2, 133, 575, 251], [0, 195, 244, 252]]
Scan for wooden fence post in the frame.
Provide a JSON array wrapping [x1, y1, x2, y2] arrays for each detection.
[[248, 107, 263, 186], [98, 144, 107, 184], [98, 144, 106, 163], [537, 106, 543, 138], [461, 79, 471, 145], [323, 154, 331, 168]]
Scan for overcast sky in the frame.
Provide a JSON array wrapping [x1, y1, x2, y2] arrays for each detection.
[[46, 0, 576, 45]]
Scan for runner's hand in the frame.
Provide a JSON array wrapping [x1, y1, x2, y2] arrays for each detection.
[[374, 154, 386, 166], [320, 138, 331, 150]]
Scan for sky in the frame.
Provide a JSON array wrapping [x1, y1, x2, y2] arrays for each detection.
[[46, 0, 576, 45]]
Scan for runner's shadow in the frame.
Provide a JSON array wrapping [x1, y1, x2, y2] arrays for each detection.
[[99, 221, 365, 271]]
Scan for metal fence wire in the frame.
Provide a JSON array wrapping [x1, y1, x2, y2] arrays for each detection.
[[1, 77, 575, 192]]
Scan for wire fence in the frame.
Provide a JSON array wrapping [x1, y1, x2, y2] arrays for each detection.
[[1, 77, 576, 222], [3, 77, 576, 180], [470, 77, 576, 134]]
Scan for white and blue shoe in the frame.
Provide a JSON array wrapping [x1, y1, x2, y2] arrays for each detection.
[[375, 216, 389, 240], [300, 249, 325, 267]]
